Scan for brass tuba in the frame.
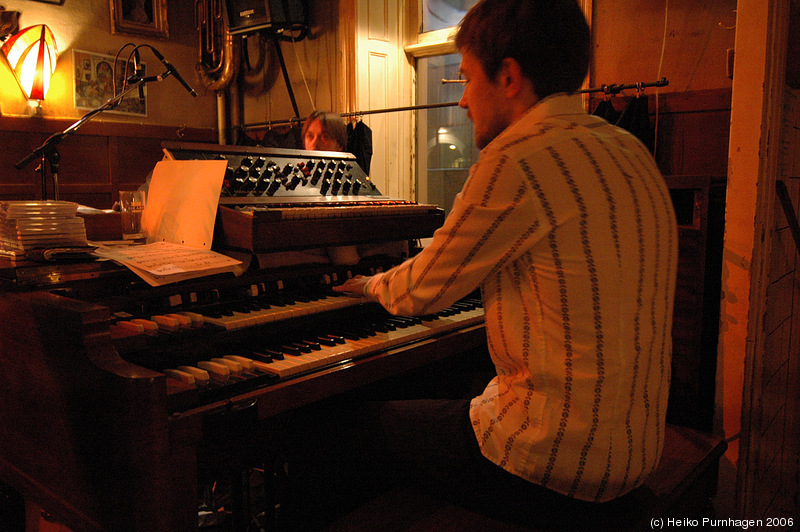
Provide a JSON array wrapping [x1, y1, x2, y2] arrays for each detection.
[[195, 0, 241, 92]]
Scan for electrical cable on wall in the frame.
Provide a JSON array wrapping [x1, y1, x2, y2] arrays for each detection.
[[273, 39, 300, 118], [654, 0, 670, 159], [292, 39, 315, 111]]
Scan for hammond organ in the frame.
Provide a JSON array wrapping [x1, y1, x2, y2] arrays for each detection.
[[0, 144, 487, 531]]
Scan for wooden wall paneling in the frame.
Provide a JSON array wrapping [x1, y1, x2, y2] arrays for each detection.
[[56, 135, 111, 208], [112, 136, 167, 190], [0, 117, 216, 208], [788, 238, 800, 517], [758, 84, 800, 520], [655, 108, 732, 176], [652, 89, 732, 177], [587, 89, 731, 179], [753, 84, 800, 519], [786, 0, 800, 90], [0, 128, 40, 200]]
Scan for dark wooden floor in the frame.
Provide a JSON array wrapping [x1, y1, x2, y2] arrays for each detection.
[[323, 489, 537, 532]]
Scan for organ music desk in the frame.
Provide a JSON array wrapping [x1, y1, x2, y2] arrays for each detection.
[[0, 145, 487, 531]]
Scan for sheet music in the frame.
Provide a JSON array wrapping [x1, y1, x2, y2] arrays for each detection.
[[94, 241, 242, 286]]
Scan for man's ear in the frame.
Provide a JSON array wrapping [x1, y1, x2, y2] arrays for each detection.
[[498, 58, 522, 95], [498, 57, 533, 99]]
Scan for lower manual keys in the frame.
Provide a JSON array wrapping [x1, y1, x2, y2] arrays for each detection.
[[164, 368, 196, 385], [176, 366, 211, 387], [197, 360, 230, 384]]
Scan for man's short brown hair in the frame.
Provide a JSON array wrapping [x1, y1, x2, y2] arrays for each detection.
[[455, 0, 590, 98]]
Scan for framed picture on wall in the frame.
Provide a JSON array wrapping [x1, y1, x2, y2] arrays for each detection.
[[109, 0, 169, 39], [73, 49, 147, 116]]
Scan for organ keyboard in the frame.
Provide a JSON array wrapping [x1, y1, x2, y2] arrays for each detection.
[[0, 144, 486, 532]]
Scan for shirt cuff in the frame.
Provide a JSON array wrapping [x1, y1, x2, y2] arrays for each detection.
[[363, 275, 376, 299]]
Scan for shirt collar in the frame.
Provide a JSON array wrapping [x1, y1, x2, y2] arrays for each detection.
[[492, 93, 586, 145], [527, 92, 587, 121]]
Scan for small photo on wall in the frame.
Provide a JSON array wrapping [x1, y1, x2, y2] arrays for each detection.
[[73, 49, 147, 116], [109, 0, 169, 39]]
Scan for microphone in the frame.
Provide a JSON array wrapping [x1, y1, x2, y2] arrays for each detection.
[[150, 47, 198, 97], [132, 49, 145, 104]]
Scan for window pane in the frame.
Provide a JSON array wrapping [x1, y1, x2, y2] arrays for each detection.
[[415, 53, 477, 215], [422, 0, 479, 32]]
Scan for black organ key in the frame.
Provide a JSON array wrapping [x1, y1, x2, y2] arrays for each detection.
[[280, 345, 302, 356], [321, 334, 345, 345], [330, 328, 364, 341], [289, 342, 312, 354], [199, 308, 224, 319], [386, 316, 416, 328], [368, 321, 395, 333], [300, 340, 322, 350], [244, 349, 277, 362], [317, 336, 338, 347], [253, 298, 272, 310], [350, 326, 377, 338], [217, 306, 235, 317]]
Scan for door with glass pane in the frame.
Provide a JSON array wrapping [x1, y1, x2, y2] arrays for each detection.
[[414, 1, 479, 215]]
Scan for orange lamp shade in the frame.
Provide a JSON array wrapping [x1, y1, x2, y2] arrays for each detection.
[[1, 24, 58, 100]]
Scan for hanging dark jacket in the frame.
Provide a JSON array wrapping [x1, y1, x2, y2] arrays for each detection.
[[346, 121, 373, 175]]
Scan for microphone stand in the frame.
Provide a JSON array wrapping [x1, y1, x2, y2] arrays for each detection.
[[15, 71, 171, 201]]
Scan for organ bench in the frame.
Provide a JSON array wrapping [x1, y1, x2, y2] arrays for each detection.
[[326, 424, 727, 531]]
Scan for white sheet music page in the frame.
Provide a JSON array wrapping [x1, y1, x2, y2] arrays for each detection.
[[141, 159, 228, 249], [94, 241, 242, 287]]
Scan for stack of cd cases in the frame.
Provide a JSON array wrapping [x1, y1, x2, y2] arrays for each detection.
[[0, 201, 88, 258]]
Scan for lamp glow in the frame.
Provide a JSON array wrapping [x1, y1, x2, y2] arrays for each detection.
[[1, 24, 58, 100]]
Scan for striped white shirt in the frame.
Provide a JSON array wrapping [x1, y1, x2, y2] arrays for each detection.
[[366, 93, 678, 502]]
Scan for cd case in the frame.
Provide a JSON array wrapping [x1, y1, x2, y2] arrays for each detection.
[[0, 201, 89, 253]]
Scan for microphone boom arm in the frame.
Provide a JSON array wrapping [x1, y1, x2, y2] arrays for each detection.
[[15, 73, 167, 200]]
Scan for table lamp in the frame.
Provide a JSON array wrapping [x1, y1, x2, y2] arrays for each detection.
[[2, 24, 58, 116]]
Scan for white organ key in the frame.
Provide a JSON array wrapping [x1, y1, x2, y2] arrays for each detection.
[[221, 308, 259, 330], [197, 360, 230, 383], [211, 357, 243, 375], [250, 359, 274, 373], [152, 315, 180, 331], [165, 313, 192, 329], [113, 320, 144, 334], [223, 355, 256, 372], [177, 365, 211, 386], [253, 355, 302, 377], [212, 357, 243, 375], [131, 318, 159, 335], [164, 368, 196, 385], [178, 311, 205, 327]]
